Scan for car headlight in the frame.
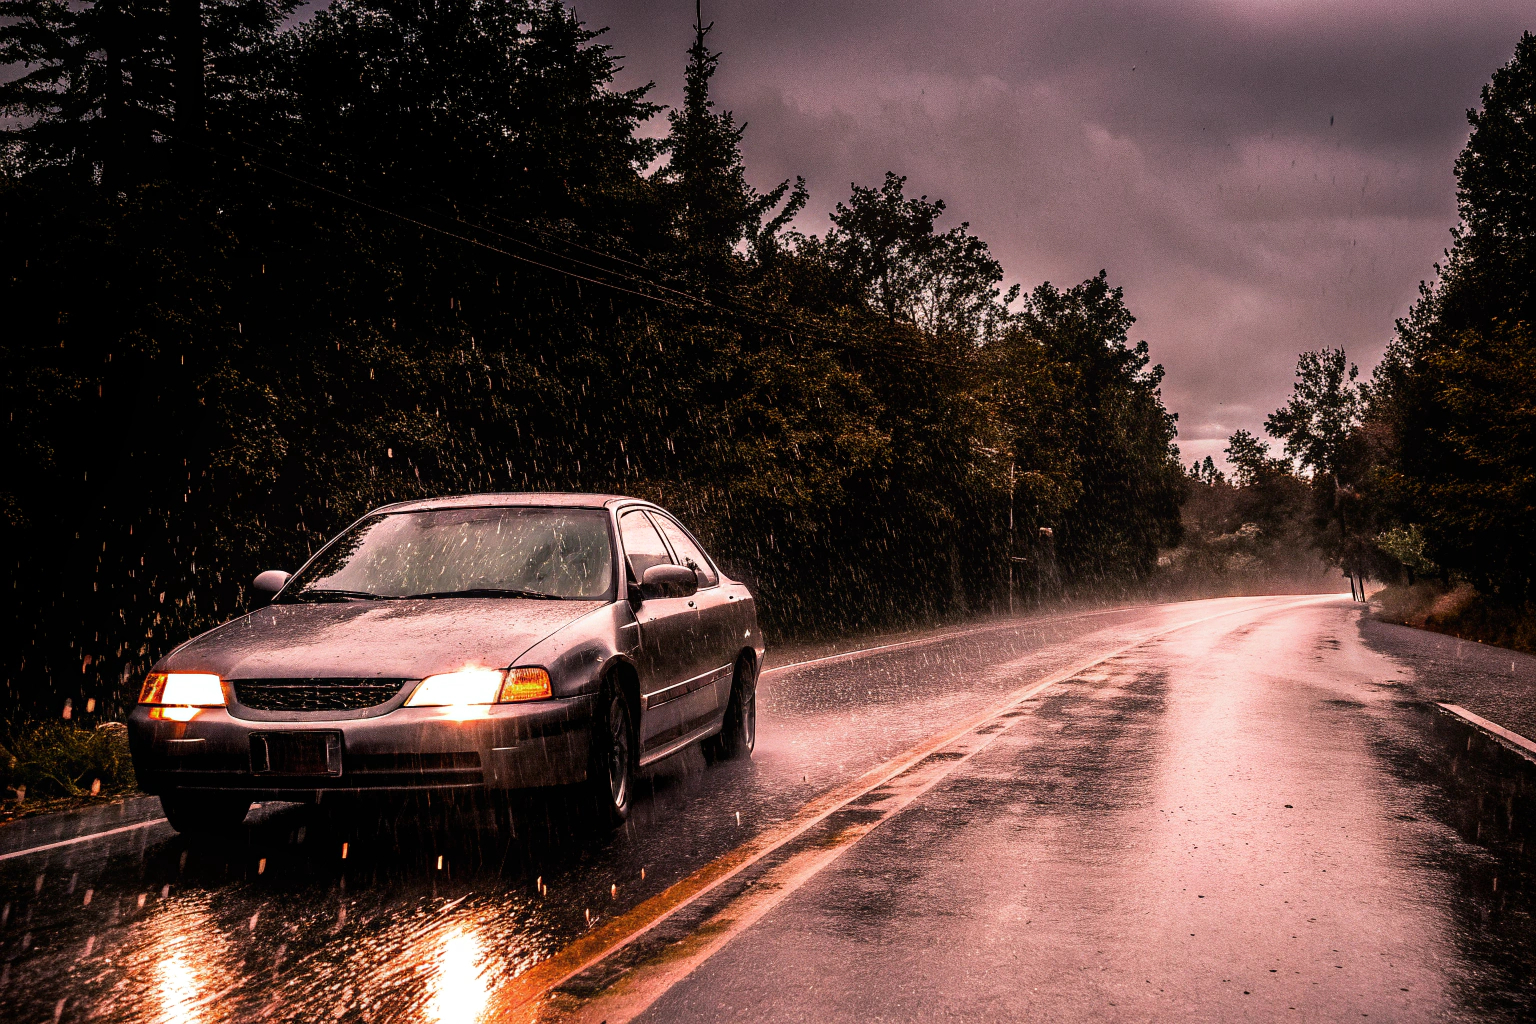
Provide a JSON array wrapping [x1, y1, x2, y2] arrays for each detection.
[[405, 669, 508, 707], [404, 667, 554, 707], [139, 673, 226, 707]]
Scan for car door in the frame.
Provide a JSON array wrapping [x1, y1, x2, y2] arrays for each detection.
[[651, 512, 735, 730], [617, 508, 700, 753]]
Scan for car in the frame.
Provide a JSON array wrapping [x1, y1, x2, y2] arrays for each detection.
[[127, 493, 764, 834]]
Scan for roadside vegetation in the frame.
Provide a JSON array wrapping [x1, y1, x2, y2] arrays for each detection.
[[1175, 34, 1536, 649], [0, 0, 1184, 730], [0, 719, 136, 820]]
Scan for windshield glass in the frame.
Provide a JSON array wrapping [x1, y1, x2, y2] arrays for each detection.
[[284, 507, 615, 601]]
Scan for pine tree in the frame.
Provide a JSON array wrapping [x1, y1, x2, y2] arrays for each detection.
[[660, 0, 804, 285]]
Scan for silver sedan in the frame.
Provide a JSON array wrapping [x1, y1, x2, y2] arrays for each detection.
[[127, 493, 763, 834]]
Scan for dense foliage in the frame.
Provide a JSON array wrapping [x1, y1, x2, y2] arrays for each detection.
[[1, 0, 1186, 723]]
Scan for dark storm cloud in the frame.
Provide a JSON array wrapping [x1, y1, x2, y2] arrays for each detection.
[[573, 0, 1530, 467]]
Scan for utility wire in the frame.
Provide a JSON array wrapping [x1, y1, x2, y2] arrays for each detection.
[[204, 132, 963, 368]]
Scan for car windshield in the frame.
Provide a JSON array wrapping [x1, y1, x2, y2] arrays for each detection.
[[283, 507, 615, 601]]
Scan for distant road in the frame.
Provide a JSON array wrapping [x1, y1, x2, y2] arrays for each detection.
[[3, 596, 1533, 1023]]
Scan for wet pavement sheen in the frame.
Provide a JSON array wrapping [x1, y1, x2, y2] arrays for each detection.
[[3, 597, 1535, 1022], [635, 600, 1536, 1023]]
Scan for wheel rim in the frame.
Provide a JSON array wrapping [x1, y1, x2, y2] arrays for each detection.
[[607, 695, 631, 808]]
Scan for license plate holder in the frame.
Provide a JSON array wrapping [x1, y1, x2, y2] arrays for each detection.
[[251, 732, 343, 776]]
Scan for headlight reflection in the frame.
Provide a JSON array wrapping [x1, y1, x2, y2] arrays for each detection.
[[425, 924, 492, 1024], [142, 908, 231, 1024]]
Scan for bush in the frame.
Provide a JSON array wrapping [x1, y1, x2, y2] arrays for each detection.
[[0, 722, 136, 801]]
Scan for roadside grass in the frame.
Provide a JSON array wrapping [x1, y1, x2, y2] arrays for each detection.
[[1, 720, 137, 824], [1373, 582, 1536, 657]]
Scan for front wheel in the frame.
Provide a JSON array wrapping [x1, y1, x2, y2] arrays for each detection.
[[160, 792, 251, 836], [585, 684, 634, 828], [705, 660, 756, 762]]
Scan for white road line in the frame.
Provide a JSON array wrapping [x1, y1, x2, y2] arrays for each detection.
[[1438, 703, 1536, 761], [0, 817, 169, 862], [761, 604, 1133, 678]]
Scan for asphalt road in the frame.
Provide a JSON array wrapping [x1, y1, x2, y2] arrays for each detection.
[[3, 596, 1535, 1023]]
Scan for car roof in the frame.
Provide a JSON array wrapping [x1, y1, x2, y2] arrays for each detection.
[[377, 492, 649, 514]]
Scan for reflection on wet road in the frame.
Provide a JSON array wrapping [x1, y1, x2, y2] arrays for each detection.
[[4, 596, 1535, 1022]]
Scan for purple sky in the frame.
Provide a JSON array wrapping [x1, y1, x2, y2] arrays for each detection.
[[572, 0, 1530, 470]]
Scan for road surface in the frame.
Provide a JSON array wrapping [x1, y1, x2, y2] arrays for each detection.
[[2, 595, 1534, 1022]]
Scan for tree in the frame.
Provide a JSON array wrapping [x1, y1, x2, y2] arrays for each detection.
[[1189, 456, 1225, 487], [658, 0, 804, 283], [1368, 32, 1536, 596], [1014, 271, 1184, 582], [0, 0, 302, 184], [1225, 430, 1282, 487], [825, 171, 1016, 341], [1393, 322, 1536, 595], [1265, 348, 1365, 480], [1439, 31, 1536, 333]]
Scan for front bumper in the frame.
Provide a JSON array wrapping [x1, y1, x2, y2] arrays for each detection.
[[128, 697, 595, 799]]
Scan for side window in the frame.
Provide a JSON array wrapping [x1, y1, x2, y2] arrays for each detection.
[[619, 510, 672, 580], [653, 514, 719, 587]]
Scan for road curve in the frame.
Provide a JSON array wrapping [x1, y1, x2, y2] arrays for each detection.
[[2, 596, 1534, 1023]]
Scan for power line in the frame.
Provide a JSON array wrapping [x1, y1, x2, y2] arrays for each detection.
[[206, 132, 966, 369]]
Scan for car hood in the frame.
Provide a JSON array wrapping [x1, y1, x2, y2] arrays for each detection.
[[156, 599, 605, 679]]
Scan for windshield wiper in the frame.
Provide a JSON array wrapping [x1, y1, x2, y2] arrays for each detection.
[[404, 588, 565, 600], [289, 589, 386, 603]]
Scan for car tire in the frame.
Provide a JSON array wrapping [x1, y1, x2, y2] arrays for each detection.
[[705, 658, 756, 762], [160, 791, 252, 836], [586, 683, 634, 828]]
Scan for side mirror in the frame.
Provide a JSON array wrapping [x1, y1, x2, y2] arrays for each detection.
[[640, 564, 699, 600], [253, 570, 292, 594]]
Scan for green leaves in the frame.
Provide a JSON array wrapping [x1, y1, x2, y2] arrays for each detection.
[[1264, 348, 1364, 481]]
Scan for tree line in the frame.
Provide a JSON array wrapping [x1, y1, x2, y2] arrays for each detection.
[[1177, 33, 1536, 627], [0, 0, 1186, 723]]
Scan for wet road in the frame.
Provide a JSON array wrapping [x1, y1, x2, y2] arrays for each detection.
[[4, 596, 1536, 1022]]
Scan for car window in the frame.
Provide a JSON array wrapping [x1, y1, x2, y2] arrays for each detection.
[[284, 508, 615, 600], [652, 514, 719, 587], [619, 509, 673, 579]]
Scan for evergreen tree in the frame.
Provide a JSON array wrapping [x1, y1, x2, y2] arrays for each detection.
[[0, 0, 302, 183], [659, 0, 804, 285], [1368, 33, 1536, 596]]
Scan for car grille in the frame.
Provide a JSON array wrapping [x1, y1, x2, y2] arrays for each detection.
[[232, 678, 411, 712]]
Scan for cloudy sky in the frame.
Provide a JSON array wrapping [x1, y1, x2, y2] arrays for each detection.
[[572, 0, 1530, 470]]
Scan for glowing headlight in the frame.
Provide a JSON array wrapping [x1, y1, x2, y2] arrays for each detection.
[[405, 669, 508, 707], [499, 668, 552, 703], [139, 672, 226, 706]]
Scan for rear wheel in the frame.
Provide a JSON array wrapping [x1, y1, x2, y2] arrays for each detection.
[[705, 659, 756, 761], [586, 684, 634, 828], [160, 792, 252, 836]]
